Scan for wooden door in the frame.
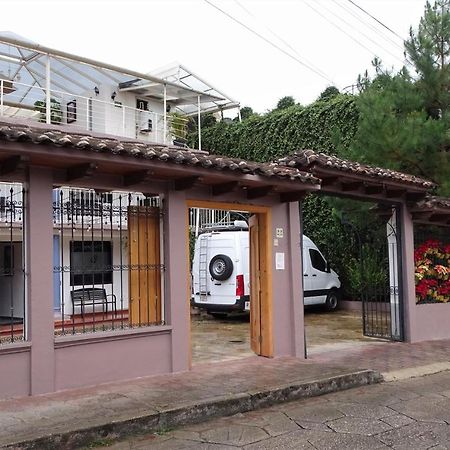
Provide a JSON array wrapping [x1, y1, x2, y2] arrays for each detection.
[[249, 214, 261, 354], [249, 212, 273, 357], [128, 206, 162, 326]]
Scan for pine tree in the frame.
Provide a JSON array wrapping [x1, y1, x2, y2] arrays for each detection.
[[350, 0, 450, 195]]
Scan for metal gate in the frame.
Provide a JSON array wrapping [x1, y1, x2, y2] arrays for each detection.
[[359, 206, 404, 341]]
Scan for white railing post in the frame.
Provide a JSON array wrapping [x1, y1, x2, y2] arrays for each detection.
[[0, 79, 3, 116], [163, 84, 167, 144], [86, 98, 90, 131], [198, 95, 202, 151], [45, 55, 51, 124], [122, 106, 126, 136]]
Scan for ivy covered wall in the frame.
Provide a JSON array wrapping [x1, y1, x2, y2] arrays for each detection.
[[189, 94, 358, 162]]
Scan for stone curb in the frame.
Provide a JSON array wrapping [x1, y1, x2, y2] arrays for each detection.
[[4, 369, 382, 450]]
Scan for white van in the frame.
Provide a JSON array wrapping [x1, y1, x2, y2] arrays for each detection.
[[191, 223, 341, 316], [191, 221, 250, 318]]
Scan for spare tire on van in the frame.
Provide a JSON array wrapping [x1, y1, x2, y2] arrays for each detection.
[[209, 254, 233, 281]]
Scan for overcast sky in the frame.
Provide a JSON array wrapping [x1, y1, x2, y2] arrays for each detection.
[[2, 0, 427, 114]]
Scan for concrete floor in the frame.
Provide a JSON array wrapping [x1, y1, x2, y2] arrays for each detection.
[[191, 308, 382, 364]]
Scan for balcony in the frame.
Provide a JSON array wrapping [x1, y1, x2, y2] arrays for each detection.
[[0, 80, 189, 146], [0, 33, 240, 150]]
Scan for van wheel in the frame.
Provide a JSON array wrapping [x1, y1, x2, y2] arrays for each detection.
[[209, 254, 234, 281], [325, 290, 339, 311], [209, 312, 228, 319]]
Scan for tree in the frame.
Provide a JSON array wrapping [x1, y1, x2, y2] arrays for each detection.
[[405, 0, 450, 119], [318, 86, 340, 102], [275, 96, 296, 110], [237, 106, 254, 121], [349, 1, 450, 195]]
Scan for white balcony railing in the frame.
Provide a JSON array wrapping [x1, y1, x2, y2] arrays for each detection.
[[0, 80, 189, 146]]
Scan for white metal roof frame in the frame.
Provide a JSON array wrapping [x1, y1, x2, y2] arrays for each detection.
[[0, 32, 237, 115], [150, 62, 240, 115]]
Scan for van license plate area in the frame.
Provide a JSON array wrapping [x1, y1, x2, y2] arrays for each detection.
[[244, 301, 250, 311]]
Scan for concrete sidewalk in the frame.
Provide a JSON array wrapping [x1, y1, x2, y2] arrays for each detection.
[[2, 338, 450, 449], [0, 357, 380, 450]]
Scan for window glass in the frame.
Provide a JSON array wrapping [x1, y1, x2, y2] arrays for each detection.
[[70, 241, 112, 286], [309, 248, 327, 272]]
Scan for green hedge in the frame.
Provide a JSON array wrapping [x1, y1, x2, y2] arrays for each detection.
[[190, 94, 358, 161]]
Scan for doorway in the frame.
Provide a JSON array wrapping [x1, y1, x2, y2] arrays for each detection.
[[187, 200, 273, 365]]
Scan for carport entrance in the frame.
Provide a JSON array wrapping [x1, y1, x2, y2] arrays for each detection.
[[187, 200, 273, 364], [302, 199, 404, 356]]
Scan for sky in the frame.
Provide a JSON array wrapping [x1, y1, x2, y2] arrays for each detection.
[[1, 0, 427, 115]]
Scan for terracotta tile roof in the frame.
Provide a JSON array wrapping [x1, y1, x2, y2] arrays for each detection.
[[278, 149, 436, 189], [415, 196, 450, 211], [0, 122, 319, 185]]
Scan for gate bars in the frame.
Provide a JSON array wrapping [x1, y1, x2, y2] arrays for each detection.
[[53, 188, 164, 336], [0, 183, 25, 345], [360, 206, 404, 341]]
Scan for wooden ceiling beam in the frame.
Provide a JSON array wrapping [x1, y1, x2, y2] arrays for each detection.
[[247, 185, 273, 200], [174, 176, 199, 191], [364, 184, 384, 196], [340, 181, 361, 192], [123, 170, 153, 187], [66, 162, 97, 182], [279, 191, 307, 203], [386, 188, 407, 199], [406, 192, 427, 203], [212, 181, 239, 196], [0, 155, 29, 175]]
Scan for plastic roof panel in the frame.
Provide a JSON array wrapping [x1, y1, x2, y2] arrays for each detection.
[[0, 32, 239, 116]]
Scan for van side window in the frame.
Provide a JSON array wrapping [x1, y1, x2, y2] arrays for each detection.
[[309, 249, 327, 272]]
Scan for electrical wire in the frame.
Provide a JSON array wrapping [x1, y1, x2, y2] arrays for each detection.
[[303, 0, 400, 64], [331, 0, 405, 52], [233, 0, 334, 84], [313, 0, 406, 65], [346, 0, 407, 42], [203, 0, 335, 84]]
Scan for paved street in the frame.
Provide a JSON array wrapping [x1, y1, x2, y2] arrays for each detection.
[[91, 370, 450, 449]]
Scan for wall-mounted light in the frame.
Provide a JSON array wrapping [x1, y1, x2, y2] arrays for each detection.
[[94, 86, 99, 96], [166, 104, 171, 113], [111, 91, 117, 101]]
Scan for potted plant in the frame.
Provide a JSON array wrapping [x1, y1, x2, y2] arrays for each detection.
[[34, 98, 63, 124], [169, 112, 188, 147]]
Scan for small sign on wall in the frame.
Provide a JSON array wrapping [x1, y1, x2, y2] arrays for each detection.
[[276, 228, 284, 238], [275, 252, 285, 270]]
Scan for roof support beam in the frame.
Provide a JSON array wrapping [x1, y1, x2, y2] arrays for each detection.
[[123, 170, 153, 187], [406, 192, 427, 203], [364, 184, 384, 196], [66, 162, 97, 182], [0, 155, 29, 175], [386, 189, 407, 198], [280, 191, 306, 203], [174, 176, 199, 191], [212, 181, 239, 196], [340, 181, 361, 192], [247, 185, 273, 200]]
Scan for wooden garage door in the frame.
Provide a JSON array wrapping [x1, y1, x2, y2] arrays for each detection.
[[128, 206, 162, 326]]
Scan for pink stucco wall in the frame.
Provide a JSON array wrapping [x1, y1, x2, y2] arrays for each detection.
[[54, 329, 172, 391], [411, 304, 450, 342], [0, 346, 30, 399]]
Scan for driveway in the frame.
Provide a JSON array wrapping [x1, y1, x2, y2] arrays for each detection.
[[191, 307, 380, 364]]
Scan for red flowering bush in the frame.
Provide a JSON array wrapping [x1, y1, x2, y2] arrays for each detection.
[[415, 240, 450, 303]]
